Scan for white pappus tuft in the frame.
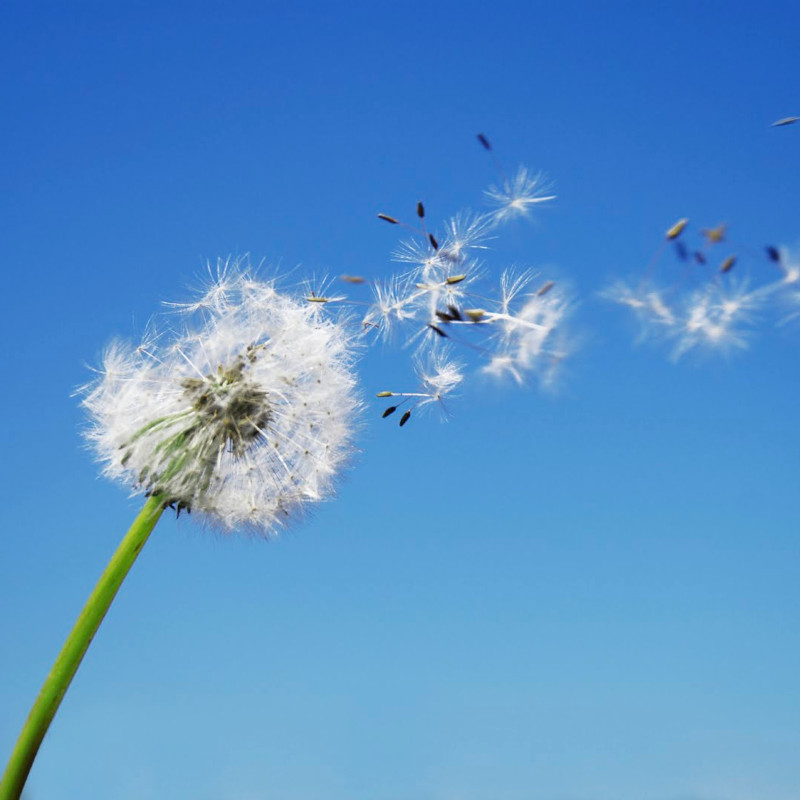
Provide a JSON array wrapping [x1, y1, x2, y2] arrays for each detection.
[[82, 262, 361, 534], [484, 166, 556, 224]]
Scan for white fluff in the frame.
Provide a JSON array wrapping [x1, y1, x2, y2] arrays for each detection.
[[82, 261, 361, 535]]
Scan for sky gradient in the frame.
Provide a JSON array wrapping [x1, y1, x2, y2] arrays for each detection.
[[1, 3, 799, 799]]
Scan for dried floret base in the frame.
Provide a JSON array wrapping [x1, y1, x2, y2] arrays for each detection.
[[0, 495, 165, 800]]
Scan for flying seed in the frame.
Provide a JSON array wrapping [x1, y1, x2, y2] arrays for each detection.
[[445, 274, 467, 284], [772, 116, 799, 126], [435, 310, 454, 322], [675, 241, 689, 261], [447, 304, 463, 320], [465, 308, 486, 321], [399, 410, 411, 427], [666, 218, 689, 240], [701, 224, 726, 244], [694, 251, 707, 265], [429, 233, 439, 250], [376, 391, 394, 398], [428, 324, 448, 337], [340, 275, 366, 284], [720, 255, 736, 273], [537, 281, 555, 296], [378, 213, 399, 224], [766, 246, 781, 262], [477, 133, 492, 150], [417, 201, 425, 219], [382, 406, 398, 418], [305, 296, 330, 303]]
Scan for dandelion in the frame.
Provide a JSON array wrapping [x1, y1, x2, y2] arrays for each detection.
[[484, 166, 556, 224], [0, 261, 360, 800], [85, 263, 359, 531]]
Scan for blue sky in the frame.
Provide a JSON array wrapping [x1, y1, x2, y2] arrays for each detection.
[[1, 2, 799, 799]]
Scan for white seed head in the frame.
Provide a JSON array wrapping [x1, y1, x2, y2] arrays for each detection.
[[82, 262, 361, 535]]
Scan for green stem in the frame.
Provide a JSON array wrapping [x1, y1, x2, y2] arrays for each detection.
[[0, 495, 165, 800]]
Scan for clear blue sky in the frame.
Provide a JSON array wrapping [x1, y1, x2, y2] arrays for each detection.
[[1, 2, 799, 799]]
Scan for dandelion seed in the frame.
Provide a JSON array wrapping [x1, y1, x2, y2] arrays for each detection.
[[477, 133, 492, 150], [719, 255, 736, 273], [438, 213, 493, 264], [666, 218, 689, 240], [378, 213, 399, 224], [485, 166, 556, 224], [772, 116, 799, 126], [340, 274, 366, 284], [701, 223, 727, 244], [537, 280, 555, 296], [417, 201, 425, 219], [672, 281, 759, 359], [377, 352, 463, 425], [82, 261, 361, 534]]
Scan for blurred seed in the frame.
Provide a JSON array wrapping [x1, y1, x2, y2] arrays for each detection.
[[382, 406, 398, 418], [694, 251, 707, 265], [376, 391, 394, 398], [447, 304, 463, 320], [429, 233, 439, 250], [435, 310, 455, 322], [417, 201, 425, 219], [340, 274, 366, 284], [537, 280, 555, 296], [666, 218, 689, 240], [701, 223, 726, 244], [399, 410, 411, 427], [477, 133, 492, 150], [305, 296, 330, 303], [772, 116, 799, 127], [719, 255, 736, 273], [445, 274, 467, 284], [428, 324, 448, 337], [675, 241, 689, 261], [378, 213, 399, 224], [766, 246, 781, 262], [465, 308, 486, 321]]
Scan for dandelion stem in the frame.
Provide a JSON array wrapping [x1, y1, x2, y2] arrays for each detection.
[[0, 494, 165, 800]]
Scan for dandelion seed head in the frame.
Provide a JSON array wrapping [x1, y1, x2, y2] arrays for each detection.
[[82, 262, 360, 535]]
